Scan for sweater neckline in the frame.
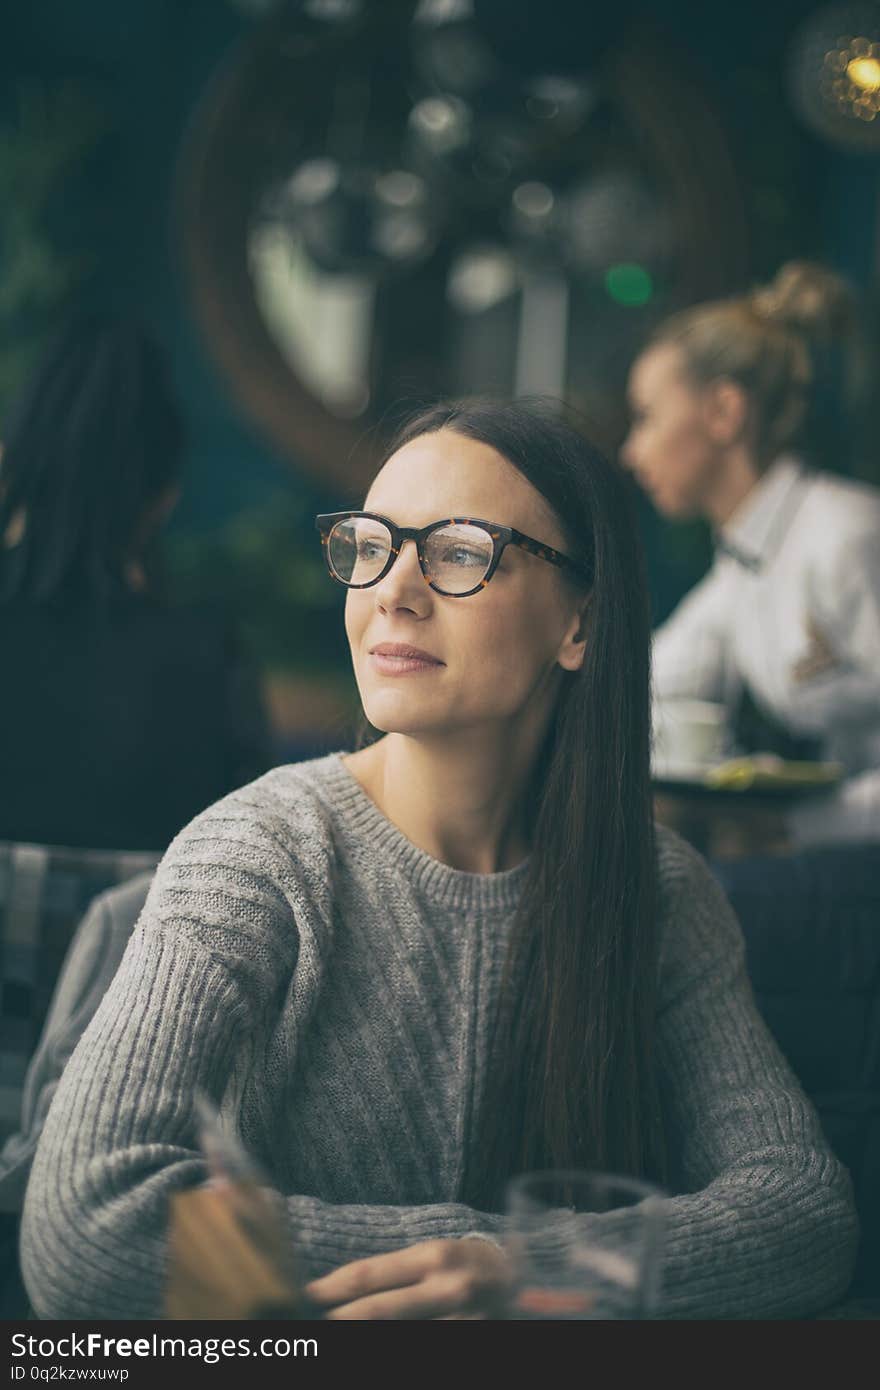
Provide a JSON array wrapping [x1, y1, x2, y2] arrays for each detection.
[[314, 750, 532, 912]]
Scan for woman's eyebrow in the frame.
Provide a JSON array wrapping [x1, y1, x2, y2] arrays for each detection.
[[361, 510, 500, 526]]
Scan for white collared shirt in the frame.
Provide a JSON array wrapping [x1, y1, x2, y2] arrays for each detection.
[[652, 456, 880, 845]]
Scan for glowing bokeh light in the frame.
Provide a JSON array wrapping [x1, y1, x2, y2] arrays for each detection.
[[847, 55, 880, 90], [604, 263, 653, 307], [790, 7, 880, 149], [821, 37, 880, 122]]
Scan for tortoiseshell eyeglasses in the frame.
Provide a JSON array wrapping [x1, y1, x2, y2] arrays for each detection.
[[315, 511, 592, 598]]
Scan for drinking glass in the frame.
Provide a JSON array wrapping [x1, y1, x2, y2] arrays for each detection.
[[505, 1169, 665, 1319]]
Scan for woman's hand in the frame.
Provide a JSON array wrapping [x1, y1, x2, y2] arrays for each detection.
[[303, 1237, 513, 1319]]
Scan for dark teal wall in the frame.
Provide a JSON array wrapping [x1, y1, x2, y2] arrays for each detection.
[[3, 1, 877, 624], [3, 0, 324, 539]]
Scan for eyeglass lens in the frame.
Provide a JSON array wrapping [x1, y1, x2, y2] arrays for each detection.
[[327, 517, 495, 594]]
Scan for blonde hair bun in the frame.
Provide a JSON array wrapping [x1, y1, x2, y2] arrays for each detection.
[[647, 258, 872, 473], [749, 260, 857, 341]]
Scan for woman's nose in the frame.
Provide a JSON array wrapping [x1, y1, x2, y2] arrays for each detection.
[[373, 537, 428, 607]]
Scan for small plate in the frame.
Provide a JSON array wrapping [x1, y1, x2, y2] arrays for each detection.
[[652, 753, 844, 801], [704, 755, 844, 791]]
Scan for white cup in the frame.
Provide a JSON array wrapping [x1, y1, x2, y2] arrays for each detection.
[[652, 698, 729, 771]]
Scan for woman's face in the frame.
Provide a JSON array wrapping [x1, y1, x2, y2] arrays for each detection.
[[621, 342, 722, 519], [344, 428, 587, 742]]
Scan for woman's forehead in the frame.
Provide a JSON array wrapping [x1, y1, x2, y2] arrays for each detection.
[[364, 430, 560, 535], [631, 342, 686, 398]]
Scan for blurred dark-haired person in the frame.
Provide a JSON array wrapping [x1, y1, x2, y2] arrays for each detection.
[[623, 262, 880, 847], [0, 315, 270, 852]]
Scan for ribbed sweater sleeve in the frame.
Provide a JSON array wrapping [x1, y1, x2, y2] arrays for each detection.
[[649, 837, 857, 1317], [21, 921, 502, 1320], [19, 790, 506, 1320], [19, 761, 858, 1320]]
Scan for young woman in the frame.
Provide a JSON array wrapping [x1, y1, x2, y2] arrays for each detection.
[[0, 314, 269, 850], [623, 262, 880, 847], [21, 400, 856, 1319]]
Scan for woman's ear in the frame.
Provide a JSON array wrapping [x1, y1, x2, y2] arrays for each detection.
[[702, 377, 750, 447], [556, 595, 591, 672]]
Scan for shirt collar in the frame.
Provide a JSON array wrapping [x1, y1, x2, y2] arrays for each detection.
[[716, 456, 807, 571]]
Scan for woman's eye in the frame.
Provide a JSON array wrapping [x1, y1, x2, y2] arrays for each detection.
[[442, 546, 483, 565]]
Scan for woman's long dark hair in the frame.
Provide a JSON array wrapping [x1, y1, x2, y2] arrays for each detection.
[[0, 314, 184, 603], [359, 397, 666, 1208]]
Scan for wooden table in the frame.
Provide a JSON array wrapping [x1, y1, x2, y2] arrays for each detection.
[[652, 777, 838, 861]]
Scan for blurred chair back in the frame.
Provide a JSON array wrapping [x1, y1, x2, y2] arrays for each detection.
[[0, 840, 160, 1146], [0, 861, 155, 1317], [713, 843, 880, 1300]]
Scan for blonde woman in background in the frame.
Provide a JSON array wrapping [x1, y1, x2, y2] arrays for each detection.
[[623, 262, 880, 848]]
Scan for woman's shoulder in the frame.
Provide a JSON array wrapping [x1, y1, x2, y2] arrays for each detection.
[[138, 754, 350, 981], [794, 474, 880, 596], [653, 824, 745, 994], [802, 470, 880, 538], [151, 754, 349, 915], [654, 820, 720, 890], [166, 751, 347, 866]]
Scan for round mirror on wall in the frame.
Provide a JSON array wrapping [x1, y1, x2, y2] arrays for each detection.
[[177, 2, 750, 492]]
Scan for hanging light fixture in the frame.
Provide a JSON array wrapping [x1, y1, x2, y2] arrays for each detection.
[[277, 157, 440, 274], [789, 2, 880, 150]]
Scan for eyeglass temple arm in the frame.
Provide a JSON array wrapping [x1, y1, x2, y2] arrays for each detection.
[[509, 529, 592, 582]]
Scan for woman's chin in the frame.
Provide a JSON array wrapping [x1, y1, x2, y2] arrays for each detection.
[[361, 694, 449, 739], [655, 493, 696, 521], [363, 713, 436, 737]]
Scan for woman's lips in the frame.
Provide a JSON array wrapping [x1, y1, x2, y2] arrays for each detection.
[[367, 644, 442, 678], [370, 652, 444, 676]]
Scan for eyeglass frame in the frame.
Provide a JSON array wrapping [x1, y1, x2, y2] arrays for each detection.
[[315, 510, 593, 598]]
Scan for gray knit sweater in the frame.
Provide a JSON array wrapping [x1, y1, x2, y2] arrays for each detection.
[[20, 752, 857, 1319]]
